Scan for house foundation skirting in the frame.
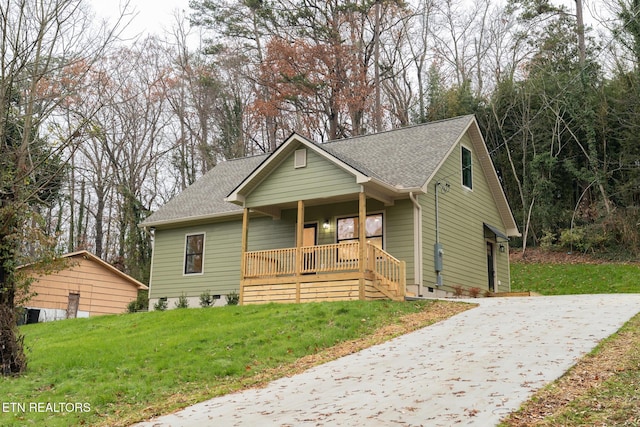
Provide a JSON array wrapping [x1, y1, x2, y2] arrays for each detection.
[[241, 272, 395, 305]]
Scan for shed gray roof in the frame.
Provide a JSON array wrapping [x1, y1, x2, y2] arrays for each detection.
[[142, 115, 475, 227], [142, 155, 267, 227]]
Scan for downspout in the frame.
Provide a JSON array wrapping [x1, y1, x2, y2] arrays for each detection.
[[409, 192, 423, 296], [434, 184, 440, 244], [434, 182, 444, 286], [142, 226, 155, 307]]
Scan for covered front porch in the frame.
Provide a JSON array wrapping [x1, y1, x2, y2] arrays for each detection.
[[239, 194, 407, 305]]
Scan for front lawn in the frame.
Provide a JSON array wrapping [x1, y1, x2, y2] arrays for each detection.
[[510, 262, 640, 295], [0, 299, 469, 427]]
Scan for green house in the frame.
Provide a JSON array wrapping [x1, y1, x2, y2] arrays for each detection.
[[140, 115, 519, 307]]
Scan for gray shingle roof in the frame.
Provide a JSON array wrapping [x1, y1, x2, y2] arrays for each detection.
[[320, 115, 474, 188], [142, 115, 474, 227], [142, 154, 267, 226]]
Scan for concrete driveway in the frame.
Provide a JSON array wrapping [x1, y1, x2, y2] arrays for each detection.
[[135, 294, 640, 426]]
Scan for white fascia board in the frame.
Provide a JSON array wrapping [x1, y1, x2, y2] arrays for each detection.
[[139, 211, 243, 229]]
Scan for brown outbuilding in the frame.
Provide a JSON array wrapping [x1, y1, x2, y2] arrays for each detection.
[[19, 250, 147, 322]]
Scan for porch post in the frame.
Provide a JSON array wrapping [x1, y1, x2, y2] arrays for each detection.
[[295, 200, 304, 303], [358, 191, 366, 300], [239, 207, 249, 305]]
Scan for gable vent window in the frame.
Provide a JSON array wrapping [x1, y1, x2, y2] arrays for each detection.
[[461, 146, 473, 189], [294, 148, 307, 168]]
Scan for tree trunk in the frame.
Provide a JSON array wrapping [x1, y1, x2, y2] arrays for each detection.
[[0, 305, 26, 376], [0, 209, 27, 375]]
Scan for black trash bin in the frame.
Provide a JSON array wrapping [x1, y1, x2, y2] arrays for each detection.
[[26, 309, 40, 324], [16, 308, 26, 326]]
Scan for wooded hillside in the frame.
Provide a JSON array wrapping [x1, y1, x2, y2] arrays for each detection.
[[5, 0, 640, 287]]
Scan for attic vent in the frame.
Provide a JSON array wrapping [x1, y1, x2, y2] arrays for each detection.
[[294, 148, 307, 168]]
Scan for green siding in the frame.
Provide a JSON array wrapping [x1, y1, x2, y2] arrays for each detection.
[[304, 199, 415, 283], [245, 146, 361, 207], [150, 216, 296, 299], [247, 215, 295, 251], [151, 221, 242, 299], [385, 199, 415, 284], [150, 132, 512, 299], [421, 134, 511, 293], [150, 196, 416, 299]]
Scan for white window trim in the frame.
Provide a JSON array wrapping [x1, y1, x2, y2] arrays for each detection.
[[183, 232, 206, 276]]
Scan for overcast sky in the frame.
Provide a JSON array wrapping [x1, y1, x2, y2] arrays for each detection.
[[89, 0, 191, 39]]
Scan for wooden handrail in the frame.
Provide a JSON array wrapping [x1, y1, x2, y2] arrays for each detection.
[[367, 243, 406, 296]]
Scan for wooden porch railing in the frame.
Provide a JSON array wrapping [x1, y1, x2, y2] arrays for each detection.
[[243, 242, 405, 299], [300, 242, 360, 273], [244, 242, 361, 277], [367, 244, 406, 296], [244, 247, 297, 278]]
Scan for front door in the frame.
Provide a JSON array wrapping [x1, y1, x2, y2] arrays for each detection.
[[303, 223, 317, 247], [302, 223, 318, 272], [67, 293, 80, 319], [486, 242, 495, 292]]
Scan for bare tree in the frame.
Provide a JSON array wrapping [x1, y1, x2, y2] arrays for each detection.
[[0, 0, 129, 376]]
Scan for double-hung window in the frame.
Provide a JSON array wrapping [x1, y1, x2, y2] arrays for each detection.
[[184, 233, 205, 274]]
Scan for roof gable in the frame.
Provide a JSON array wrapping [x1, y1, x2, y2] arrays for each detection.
[[321, 115, 475, 189], [226, 133, 371, 205], [19, 250, 148, 290], [140, 115, 518, 235], [242, 141, 363, 208], [64, 251, 148, 290]]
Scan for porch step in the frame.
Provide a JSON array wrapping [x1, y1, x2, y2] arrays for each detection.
[[372, 279, 404, 301], [490, 291, 542, 297]]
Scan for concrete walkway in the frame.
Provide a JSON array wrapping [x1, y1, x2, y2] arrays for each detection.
[[135, 294, 640, 426]]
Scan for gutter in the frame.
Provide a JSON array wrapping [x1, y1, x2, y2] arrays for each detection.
[[139, 210, 244, 229], [409, 192, 423, 297]]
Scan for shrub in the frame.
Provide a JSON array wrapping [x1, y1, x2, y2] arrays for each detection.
[[539, 230, 556, 248], [127, 290, 149, 313], [560, 225, 613, 254], [452, 285, 464, 298], [199, 290, 213, 308], [226, 290, 239, 305], [175, 293, 189, 309], [153, 298, 168, 311], [559, 227, 585, 252], [468, 287, 481, 298]]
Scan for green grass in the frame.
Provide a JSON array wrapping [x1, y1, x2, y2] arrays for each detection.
[[510, 263, 640, 295], [0, 300, 449, 427]]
